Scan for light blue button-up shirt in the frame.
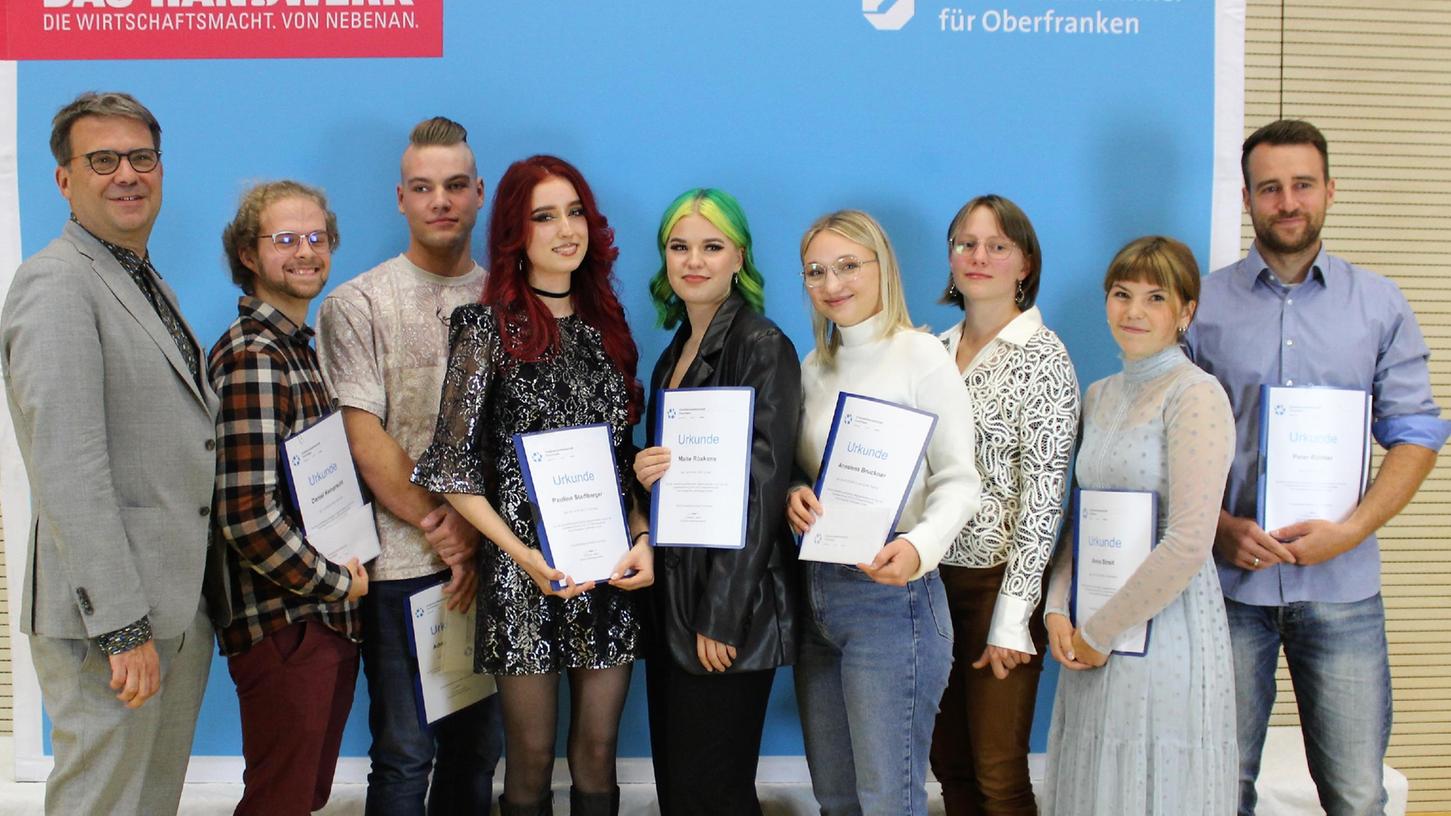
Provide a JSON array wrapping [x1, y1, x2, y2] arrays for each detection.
[[1184, 243, 1449, 606]]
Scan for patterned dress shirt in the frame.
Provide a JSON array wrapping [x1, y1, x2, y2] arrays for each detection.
[[209, 296, 360, 656]]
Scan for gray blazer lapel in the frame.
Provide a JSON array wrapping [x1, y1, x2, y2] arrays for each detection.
[[64, 222, 212, 410]]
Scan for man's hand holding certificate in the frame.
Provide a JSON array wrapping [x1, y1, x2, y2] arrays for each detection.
[[515, 424, 632, 590], [282, 411, 381, 566], [797, 393, 937, 566], [1257, 385, 1372, 533]]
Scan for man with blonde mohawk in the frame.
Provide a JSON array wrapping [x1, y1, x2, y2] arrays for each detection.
[[318, 116, 503, 815]]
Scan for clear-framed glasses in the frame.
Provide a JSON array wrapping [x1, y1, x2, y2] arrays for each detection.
[[265, 230, 333, 253], [67, 148, 161, 175], [802, 255, 878, 289], [949, 237, 1017, 260]]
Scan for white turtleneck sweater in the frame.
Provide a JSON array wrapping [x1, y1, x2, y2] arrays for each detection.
[[797, 312, 983, 580]]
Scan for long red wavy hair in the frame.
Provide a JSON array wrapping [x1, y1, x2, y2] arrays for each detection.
[[484, 155, 643, 422]]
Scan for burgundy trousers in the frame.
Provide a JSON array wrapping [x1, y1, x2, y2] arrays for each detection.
[[930, 564, 1047, 816], [226, 621, 359, 816]]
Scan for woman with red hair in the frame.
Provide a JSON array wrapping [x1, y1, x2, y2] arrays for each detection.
[[413, 155, 652, 816]]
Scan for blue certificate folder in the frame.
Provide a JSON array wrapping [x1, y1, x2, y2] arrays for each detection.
[[279, 409, 352, 537], [809, 391, 938, 548], [648, 386, 755, 549], [1069, 488, 1158, 658], [1254, 384, 1372, 530], [513, 423, 631, 591], [403, 578, 494, 729]]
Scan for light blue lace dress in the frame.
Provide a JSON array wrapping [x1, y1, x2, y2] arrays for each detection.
[[1042, 346, 1238, 816]]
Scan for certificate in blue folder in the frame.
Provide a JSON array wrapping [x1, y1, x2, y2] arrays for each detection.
[[1070, 488, 1158, 657], [404, 579, 495, 727], [514, 423, 631, 590], [649, 386, 754, 549], [1255, 384, 1371, 532], [280, 410, 380, 565], [798, 392, 937, 565]]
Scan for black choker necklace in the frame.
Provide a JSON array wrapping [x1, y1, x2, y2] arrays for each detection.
[[530, 285, 572, 299]]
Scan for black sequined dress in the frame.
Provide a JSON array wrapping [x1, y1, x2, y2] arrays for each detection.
[[413, 305, 639, 674]]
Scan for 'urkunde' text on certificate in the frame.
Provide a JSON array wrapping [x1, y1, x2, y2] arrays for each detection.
[[1257, 385, 1371, 532], [799, 393, 937, 565], [514, 424, 631, 589], [406, 581, 495, 726], [651, 387, 754, 549], [282, 411, 381, 565], [1071, 488, 1157, 656]]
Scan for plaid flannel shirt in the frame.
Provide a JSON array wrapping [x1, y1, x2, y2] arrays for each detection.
[[209, 297, 361, 656]]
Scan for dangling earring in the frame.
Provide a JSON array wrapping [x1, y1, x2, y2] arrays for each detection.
[[1015, 279, 1025, 305], [517, 256, 526, 274], [947, 281, 958, 297], [733, 270, 741, 286]]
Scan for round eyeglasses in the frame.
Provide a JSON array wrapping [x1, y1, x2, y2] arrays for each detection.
[[949, 237, 1017, 260], [802, 256, 878, 289], [67, 148, 161, 175]]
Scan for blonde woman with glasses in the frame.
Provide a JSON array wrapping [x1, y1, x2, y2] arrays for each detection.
[[786, 210, 982, 815]]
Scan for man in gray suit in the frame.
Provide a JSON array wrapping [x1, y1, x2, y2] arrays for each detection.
[[1, 91, 218, 815]]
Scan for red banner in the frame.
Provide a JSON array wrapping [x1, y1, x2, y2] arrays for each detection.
[[3, 0, 442, 61]]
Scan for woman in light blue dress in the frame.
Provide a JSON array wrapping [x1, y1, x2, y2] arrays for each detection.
[[1042, 236, 1237, 816]]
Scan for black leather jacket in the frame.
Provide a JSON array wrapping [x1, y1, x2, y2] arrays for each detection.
[[641, 292, 801, 674]]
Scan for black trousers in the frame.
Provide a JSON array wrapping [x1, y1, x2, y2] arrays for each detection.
[[645, 652, 777, 816]]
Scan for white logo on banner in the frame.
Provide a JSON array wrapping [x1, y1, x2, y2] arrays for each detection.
[[862, 0, 914, 30]]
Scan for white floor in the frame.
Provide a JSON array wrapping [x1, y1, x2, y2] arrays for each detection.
[[0, 730, 1409, 815], [0, 738, 944, 815]]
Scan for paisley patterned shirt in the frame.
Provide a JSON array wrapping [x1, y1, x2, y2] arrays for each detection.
[[317, 255, 486, 581], [939, 307, 1079, 653]]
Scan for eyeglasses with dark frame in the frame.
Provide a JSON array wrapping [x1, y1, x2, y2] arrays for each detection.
[[949, 237, 1018, 260], [263, 230, 333, 254], [802, 255, 878, 289], [66, 148, 161, 176]]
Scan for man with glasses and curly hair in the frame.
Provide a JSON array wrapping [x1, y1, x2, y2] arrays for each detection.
[[209, 178, 370, 815], [1, 91, 218, 816]]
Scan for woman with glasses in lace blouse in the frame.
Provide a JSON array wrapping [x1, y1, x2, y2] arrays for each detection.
[[930, 195, 1080, 816]]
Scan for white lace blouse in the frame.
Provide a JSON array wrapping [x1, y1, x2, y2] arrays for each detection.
[[939, 307, 1080, 654]]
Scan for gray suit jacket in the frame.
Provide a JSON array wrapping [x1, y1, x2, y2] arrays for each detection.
[[2, 221, 220, 641]]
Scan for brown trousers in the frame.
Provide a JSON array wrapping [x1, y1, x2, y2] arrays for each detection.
[[227, 621, 359, 816], [930, 564, 1047, 816]]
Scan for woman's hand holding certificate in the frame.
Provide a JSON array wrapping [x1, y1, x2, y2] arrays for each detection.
[[796, 393, 938, 567], [514, 424, 635, 593], [648, 387, 755, 549], [1068, 488, 1157, 657]]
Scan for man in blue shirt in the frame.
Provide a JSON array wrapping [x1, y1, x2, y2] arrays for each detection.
[[1185, 119, 1449, 816]]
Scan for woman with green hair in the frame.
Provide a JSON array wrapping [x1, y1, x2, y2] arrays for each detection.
[[631, 188, 801, 815]]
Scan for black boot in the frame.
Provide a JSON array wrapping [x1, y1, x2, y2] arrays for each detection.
[[499, 791, 554, 816], [569, 785, 620, 816]]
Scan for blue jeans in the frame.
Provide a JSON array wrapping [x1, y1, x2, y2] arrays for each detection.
[[1226, 594, 1392, 816], [362, 572, 504, 816], [796, 563, 954, 816]]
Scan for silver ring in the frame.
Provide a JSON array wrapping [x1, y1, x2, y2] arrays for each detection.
[[1252, 556, 1261, 569]]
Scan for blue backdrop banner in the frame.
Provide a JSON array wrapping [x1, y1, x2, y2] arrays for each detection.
[[4, 0, 1244, 774]]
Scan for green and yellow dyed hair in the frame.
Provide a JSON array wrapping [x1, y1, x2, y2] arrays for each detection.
[[649, 188, 767, 329]]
